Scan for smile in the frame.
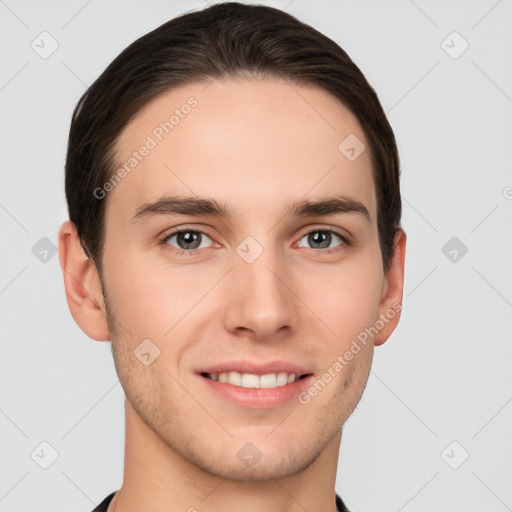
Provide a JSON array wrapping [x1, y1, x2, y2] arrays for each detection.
[[202, 371, 309, 389]]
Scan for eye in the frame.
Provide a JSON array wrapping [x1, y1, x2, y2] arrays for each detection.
[[164, 229, 214, 252], [160, 227, 350, 257], [298, 229, 348, 251]]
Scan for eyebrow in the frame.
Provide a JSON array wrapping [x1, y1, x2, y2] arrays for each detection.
[[131, 195, 371, 223]]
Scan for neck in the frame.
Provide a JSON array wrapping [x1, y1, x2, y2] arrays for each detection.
[[109, 398, 342, 512]]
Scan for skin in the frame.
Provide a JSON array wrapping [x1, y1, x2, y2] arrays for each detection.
[[59, 78, 406, 512]]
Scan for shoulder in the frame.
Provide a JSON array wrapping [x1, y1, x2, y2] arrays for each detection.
[[90, 491, 117, 512], [336, 493, 350, 512]]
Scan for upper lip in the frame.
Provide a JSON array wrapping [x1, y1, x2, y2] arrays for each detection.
[[197, 360, 312, 376]]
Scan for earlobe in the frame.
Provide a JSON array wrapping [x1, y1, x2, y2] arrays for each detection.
[[58, 220, 110, 341], [374, 229, 407, 346]]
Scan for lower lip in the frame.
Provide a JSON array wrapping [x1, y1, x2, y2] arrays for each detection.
[[198, 374, 314, 409]]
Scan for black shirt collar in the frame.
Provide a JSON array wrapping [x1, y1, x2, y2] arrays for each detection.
[[92, 491, 350, 511]]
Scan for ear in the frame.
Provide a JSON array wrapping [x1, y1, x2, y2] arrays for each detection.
[[374, 229, 406, 346], [58, 220, 110, 341]]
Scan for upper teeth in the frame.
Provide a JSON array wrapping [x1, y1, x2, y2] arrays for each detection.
[[207, 371, 299, 388]]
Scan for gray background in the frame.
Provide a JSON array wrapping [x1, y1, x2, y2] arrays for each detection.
[[1, 0, 511, 511]]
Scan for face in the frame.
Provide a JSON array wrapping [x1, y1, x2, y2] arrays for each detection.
[[93, 78, 402, 481]]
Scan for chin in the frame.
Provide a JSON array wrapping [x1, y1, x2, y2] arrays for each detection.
[[197, 452, 316, 483], [179, 432, 326, 483]]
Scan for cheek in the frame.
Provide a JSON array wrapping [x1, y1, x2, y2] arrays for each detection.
[[296, 255, 383, 342], [102, 247, 208, 340], [294, 255, 382, 406]]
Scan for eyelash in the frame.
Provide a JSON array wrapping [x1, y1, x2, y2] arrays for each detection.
[[158, 226, 352, 257]]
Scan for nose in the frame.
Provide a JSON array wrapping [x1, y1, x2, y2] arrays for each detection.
[[223, 248, 293, 342]]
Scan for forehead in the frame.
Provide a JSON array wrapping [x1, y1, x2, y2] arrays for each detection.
[[108, 78, 376, 224]]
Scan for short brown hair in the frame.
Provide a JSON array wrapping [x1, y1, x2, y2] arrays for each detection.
[[65, 2, 402, 274]]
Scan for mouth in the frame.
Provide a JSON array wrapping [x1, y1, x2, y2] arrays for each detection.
[[197, 363, 314, 409], [200, 371, 312, 389], [196, 360, 314, 408]]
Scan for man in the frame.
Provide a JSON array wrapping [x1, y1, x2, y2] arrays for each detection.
[[58, 3, 406, 511]]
